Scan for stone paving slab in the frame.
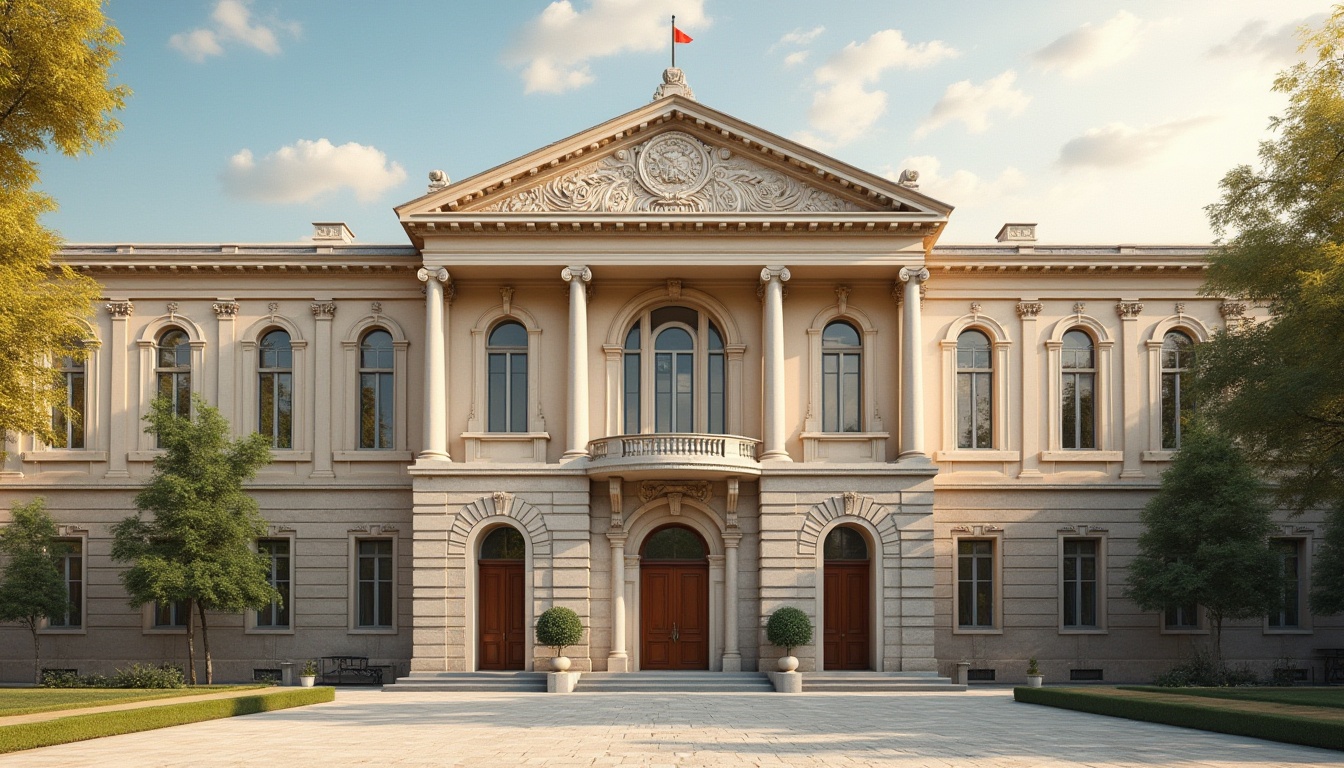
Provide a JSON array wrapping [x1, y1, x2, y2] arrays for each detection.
[[1, 687, 1340, 767]]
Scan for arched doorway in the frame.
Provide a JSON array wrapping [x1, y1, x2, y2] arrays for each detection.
[[823, 526, 871, 670], [640, 525, 710, 670], [478, 526, 526, 670]]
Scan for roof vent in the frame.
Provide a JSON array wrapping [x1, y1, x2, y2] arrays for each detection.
[[996, 223, 1037, 243], [312, 222, 354, 243]]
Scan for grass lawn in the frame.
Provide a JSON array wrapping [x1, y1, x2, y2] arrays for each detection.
[[0, 686, 262, 717], [1120, 685, 1344, 710]]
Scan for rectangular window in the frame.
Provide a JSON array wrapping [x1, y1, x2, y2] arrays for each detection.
[[957, 540, 995, 628], [1269, 539, 1302, 628], [821, 352, 862, 433], [359, 371, 394, 449], [256, 539, 291, 629], [1061, 372, 1096, 449], [1164, 603, 1200, 631], [153, 600, 190, 629], [1062, 539, 1098, 628], [52, 358, 86, 449], [356, 539, 393, 628], [708, 352, 725, 435], [47, 540, 82, 629], [258, 370, 293, 449], [623, 352, 640, 434]]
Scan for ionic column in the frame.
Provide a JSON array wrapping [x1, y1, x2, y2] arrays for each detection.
[[310, 301, 336, 478], [562, 265, 592, 460], [105, 300, 134, 478], [897, 267, 930, 462], [722, 532, 742, 672], [760, 266, 791, 461], [417, 267, 451, 461]]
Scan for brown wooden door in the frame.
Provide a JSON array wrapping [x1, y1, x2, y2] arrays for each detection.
[[824, 562, 871, 670], [479, 562, 526, 670], [640, 563, 710, 669]]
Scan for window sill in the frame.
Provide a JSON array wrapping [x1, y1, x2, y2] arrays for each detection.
[[463, 432, 550, 463], [38, 628, 86, 636], [348, 627, 398, 635], [128, 450, 164, 462], [333, 451, 414, 462], [935, 450, 1020, 462], [21, 451, 107, 463], [952, 627, 1003, 635], [245, 627, 295, 635], [143, 628, 187, 635], [1160, 627, 1208, 635], [801, 432, 888, 463], [1264, 628, 1313, 635], [1058, 628, 1108, 635], [1142, 451, 1176, 462], [1040, 451, 1123, 462], [269, 451, 312, 462]]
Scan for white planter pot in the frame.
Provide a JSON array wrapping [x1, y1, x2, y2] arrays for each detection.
[[300, 675, 316, 688], [777, 655, 799, 673], [1026, 675, 1043, 688], [551, 655, 571, 672]]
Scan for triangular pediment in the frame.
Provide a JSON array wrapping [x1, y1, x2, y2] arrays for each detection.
[[397, 96, 953, 221]]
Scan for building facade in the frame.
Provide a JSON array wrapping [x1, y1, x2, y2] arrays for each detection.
[[1, 79, 1336, 685]]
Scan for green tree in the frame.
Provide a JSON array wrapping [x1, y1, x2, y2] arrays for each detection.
[[111, 396, 277, 684], [1200, 10, 1344, 615], [0, 498, 73, 683], [0, 0, 128, 454], [1124, 424, 1282, 659]]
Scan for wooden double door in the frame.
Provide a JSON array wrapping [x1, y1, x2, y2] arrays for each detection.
[[823, 561, 871, 670], [478, 561, 526, 670], [640, 563, 710, 669]]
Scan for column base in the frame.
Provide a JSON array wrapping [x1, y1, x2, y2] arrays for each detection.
[[560, 450, 590, 462], [1017, 468, 1044, 479], [721, 654, 742, 672], [416, 450, 452, 462], [759, 450, 793, 462], [309, 470, 336, 479], [895, 451, 933, 466], [606, 653, 629, 673], [1119, 468, 1145, 479]]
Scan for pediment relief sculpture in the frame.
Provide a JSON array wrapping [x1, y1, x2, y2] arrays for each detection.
[[480, 131, 864, 214]]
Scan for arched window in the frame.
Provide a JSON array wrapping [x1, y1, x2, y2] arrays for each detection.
[[258, 329, 293, 449], [823, 526, 869, 561], [53, 350, 85, 449], [822, 321, 862, 433], [622, 306, 726, 434], [1161, 331, 1193, 449], [641, 525, 708, 560], [359, 329, 395, 449], [156, 328, 191, 418], [487, 321, 528, 433], [479, 527, 526, 560], [956, 330, 992, 449], [1061, 329, 1096, 449]]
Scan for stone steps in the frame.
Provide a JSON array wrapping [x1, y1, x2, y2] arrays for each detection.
[[578, 671, 774, 693], [802, 671, 965, 692], [385, 671, 548, 693]]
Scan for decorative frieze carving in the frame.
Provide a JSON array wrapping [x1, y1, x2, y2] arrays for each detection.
[[481, 131, 863, 214], [609, 478, 624, 530], [1057, 524, 1107, 535], [637, 480, 711, 505], [267, 302, 280, 316], [1115, 302, 1144, 319], [310, 302, 337, 319], [370, 301, 383, 316], [951, 524, 1003, 535], [500, 286, 514, 314], [842, 491, 859, 516], [969, 302, 982, 316], [1174, 302, 1186, 316], [212, 301, 240, 318], [348, 524, 398, 536], [1073, 302, 1086, 315], [491, 491, 514, 515], [835, 286, 850, 315], [725, 478, 740, 530], [165, 302, 179, 317], [667, 279, 682, 300], [105, 300, 134, 317], [1015, 301, 1043, 318]]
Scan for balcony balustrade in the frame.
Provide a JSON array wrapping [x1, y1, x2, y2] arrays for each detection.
[[585, 433, 762, 478]]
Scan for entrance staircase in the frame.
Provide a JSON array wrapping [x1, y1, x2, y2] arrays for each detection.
[[801, 670, 965, 692], [384, 671, 547, 693], [578, 671, 773, 693]]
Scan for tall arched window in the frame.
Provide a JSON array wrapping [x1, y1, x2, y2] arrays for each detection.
[[258, 329, 293, 449], [622, 306, 726, 434], [156, 328, 191, 418], [359, 329, 395, 449], [53, 351, 85, 449], [822, 321, 862, 433], [1161, 331, 1193, 449], [956, 330, 992, 449], [1061, 329, 1096, 449], [487, 321, 528, 433]]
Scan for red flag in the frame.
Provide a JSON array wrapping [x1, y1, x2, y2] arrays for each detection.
[[673, 27, 693, 44]]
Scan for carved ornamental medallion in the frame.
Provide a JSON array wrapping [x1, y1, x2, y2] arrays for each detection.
[[481, 131, 863, 214]]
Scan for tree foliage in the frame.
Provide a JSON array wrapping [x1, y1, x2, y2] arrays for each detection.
[[1124, 424, 1282, 658], [111, 396, 276, 684], [0, 0, 128, 452], [0, 498, 72, 683], [1199, 11, 1344, 614]]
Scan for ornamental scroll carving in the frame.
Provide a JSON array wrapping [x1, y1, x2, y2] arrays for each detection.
[[638, 480, 711, 505], [481, 131, 864, 214]]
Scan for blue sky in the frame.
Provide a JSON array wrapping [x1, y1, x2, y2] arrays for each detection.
[[37, 0, 1329, 245]]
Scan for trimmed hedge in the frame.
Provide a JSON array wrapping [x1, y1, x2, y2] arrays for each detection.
[[1120, 685, 1344, 710], [0, 687, 335, 755], [1014, 686, 1344, 752]]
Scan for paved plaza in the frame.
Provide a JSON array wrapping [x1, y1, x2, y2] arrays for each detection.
[[4, 688, 1340, 767]]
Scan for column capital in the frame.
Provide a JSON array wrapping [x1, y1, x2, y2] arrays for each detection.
[[1016, 301, 1043, 318], [417, 266, 450, 284], [105, 300, 134, 318], [212, 300, 239, 318], [1115, 301, 1144, 319], [898, 265, 930, 283], [759, 265, 791, 283], [310, 301, 337, 319], [561, 265, 592, 283]]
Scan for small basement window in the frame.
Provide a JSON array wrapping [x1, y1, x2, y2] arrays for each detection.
[[1069, 668, 1104, 681], [253, 668, 282, 683], [967, 668, 996, 682]]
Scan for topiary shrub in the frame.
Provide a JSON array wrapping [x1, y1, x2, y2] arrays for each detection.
[[765, 607, 813, 655], [536, 606, 583, 656]]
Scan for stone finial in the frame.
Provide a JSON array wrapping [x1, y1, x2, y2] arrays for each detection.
[[313, 222, 354, 243], [996, 223, 1037, 243], [427, 169, 450, 192], [898, 169, 920, 189], [652, 67, 696, 101]]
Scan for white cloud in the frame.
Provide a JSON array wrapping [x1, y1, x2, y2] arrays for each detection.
[[796, 29, 959, 148], [890, 156, 1027, 207], [1208, 14, 1325, 65], [506, 0, 710, 94], [784, 51, 809, 67], [1032, 11, 1144, 78], [1057, 118, 1215, 169], [220, 139, 407, 204], [914, 71, 1027, 139], [776, 26, 825, 48], [169, 0, 300, 62]]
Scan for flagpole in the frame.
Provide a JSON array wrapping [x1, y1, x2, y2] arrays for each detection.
[[671, 15, 676, 68]]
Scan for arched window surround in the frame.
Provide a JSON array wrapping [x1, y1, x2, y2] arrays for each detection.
[[937, 312, 1016, 462], [241, 315, 308, 460], [463, 300, 548, 463], [1142, 313, 1211, 462], [1043, 314, 1118, 461], [338, 313, 411, 460], [803, 302, 887, 462], [133, 313, 206, 457]]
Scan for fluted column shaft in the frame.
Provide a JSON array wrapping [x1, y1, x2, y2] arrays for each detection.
[[760, 266, 791, 461], [898, 267, 930, 461], [562, 266, 592, 460], [418, 267, 451, 461]]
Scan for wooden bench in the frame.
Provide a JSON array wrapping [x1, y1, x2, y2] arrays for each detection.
[[319, 656, 384, 686]]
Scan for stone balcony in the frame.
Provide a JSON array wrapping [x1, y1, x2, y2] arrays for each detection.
[[585, 433, 762, 479]]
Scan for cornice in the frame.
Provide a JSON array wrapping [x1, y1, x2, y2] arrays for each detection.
[[55, 244, 420, 273]]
